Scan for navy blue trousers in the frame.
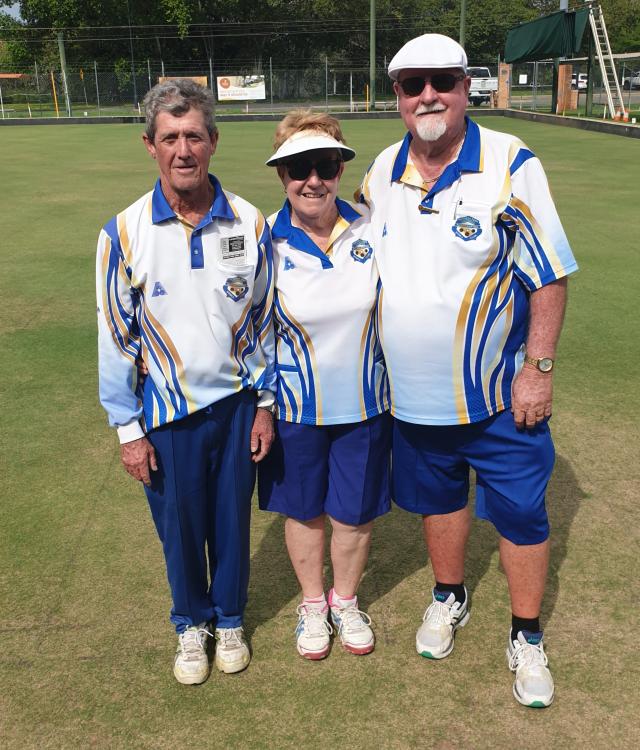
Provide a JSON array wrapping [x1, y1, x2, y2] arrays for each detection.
[[144, 390, 256, 633]]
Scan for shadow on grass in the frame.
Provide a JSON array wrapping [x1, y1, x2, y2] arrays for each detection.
[[541, 452, 587, 623], [245, 451, 584, 637]]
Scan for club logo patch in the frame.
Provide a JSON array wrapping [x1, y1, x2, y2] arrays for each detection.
[[350, 239, 373, 263], [452, 215, 482, 241], [283, 256, 296, 271], [223, 275, 249, 301]]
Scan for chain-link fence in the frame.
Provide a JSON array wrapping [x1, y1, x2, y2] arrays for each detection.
[[0, 58, 499, 119], [2, 57, 637, 120], [508, 57, 640, 117]]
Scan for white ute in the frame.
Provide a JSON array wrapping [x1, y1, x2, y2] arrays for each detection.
[[468, 66, 498, 106]]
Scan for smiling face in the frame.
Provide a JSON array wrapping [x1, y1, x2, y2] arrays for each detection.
[[143, 107, 218, 202], [278, 148, 344, 229], [394, 68, 470, 144]]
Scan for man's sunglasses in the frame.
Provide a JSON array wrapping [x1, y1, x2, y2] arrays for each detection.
[[398, 73, 466, 97], [284, 157, 342, 181]]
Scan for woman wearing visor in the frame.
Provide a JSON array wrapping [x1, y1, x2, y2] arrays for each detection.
[[258, 110, 390, 660]]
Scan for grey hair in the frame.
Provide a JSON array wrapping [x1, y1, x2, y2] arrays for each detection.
[[143, 78, 217, 141]]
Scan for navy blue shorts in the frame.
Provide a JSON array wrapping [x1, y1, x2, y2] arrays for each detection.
[[258, 413, 391, 526], [392, 410, 555, 545]]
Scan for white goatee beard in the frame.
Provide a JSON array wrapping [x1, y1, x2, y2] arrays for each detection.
[[415, 115, 448, 142]]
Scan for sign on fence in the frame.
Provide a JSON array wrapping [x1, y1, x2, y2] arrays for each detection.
[[159, 75, 208, 87], [216, 75, 266, 101]]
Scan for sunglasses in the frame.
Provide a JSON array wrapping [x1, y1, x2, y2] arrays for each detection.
[[398, 73, 466, 97], [284, 157, 342, 181]]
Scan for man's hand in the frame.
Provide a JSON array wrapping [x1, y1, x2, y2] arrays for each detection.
[[120, 436, 158, 486], [250, 408, 274, 462], [511, 365, 553, 430]]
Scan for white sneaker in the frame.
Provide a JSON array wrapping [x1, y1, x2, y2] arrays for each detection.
[[214, 626, 251, 674], [416, 588, 469, 659], [295, 604, 333, 660], [173, 625, 212, 685], [330, 604, 375, 655], [507, 630, 554, 708]]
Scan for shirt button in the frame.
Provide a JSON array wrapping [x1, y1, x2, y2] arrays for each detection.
[[194, 249, 199, 254]]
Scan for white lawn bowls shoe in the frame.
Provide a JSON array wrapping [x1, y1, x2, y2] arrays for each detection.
[[295, 604, 333, 659], [330, 604, 375, 655], [507, 630, 555, 708], [214, 626, 251, 674], [416, 588, 469, 659], [173, 625, 212, 685]]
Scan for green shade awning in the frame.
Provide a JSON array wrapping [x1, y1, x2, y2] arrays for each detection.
[[505, 8, 590, 63]]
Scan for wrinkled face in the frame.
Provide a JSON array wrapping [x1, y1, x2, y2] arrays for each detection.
[[143, 108, 218, 198], [394, 68, 470, 143], [278, 148, 344, 226]]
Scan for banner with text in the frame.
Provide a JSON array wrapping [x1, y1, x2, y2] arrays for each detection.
[[216, 75, 266, 101]]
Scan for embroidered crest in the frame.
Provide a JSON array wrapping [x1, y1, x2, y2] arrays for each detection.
[[283, 256, 296, 271], [452, 215, 482, 241], [350, 239, 373, 263], [223, 275, 249, 301], [152, 281, 168, 297]]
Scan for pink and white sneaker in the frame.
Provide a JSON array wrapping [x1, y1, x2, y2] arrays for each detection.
[[295, 604, 333, 660], [329, 593, 375, 655]]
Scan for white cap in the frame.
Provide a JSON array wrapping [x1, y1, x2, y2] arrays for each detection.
[[266, 130, 355, 166], [388, 34, 468, 80]]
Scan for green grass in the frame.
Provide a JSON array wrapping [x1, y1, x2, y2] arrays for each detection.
[[1, 118, 638, 749]]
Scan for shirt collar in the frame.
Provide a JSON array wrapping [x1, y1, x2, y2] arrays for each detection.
[[391, 116, 483, 190], [151, 174, 236, 226], [271, 198, 363, 268]]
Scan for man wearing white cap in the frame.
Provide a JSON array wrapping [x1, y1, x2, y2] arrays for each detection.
[[358, 34, 578, 707]]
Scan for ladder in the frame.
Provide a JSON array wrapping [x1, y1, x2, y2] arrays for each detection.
[[588, 4, 625, 118]]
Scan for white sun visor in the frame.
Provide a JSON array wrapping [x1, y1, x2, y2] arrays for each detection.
[[266, 131, 356, 166]]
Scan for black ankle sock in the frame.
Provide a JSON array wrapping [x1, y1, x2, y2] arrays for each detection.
[[511, 615, 541, 642], [434, 581, 466, 604]]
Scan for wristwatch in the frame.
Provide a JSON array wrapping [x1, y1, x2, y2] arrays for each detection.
[[524, 354, 554, 373]]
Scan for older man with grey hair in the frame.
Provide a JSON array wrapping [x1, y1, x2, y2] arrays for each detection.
[[359, 35, 578, 707], [96, 78, 276, 684]]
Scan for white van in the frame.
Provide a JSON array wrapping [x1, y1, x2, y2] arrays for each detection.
[[571, 73, 588, 90]]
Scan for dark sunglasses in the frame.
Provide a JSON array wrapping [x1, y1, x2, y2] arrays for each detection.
[[284, 157, 342, 181], [398, 73, 466, 97]]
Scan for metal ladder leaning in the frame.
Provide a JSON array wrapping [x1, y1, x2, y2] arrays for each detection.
[[588, 4, 625, 118]]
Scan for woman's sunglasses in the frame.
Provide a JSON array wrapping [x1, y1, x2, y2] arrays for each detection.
[[284, 157, 342, 181], [398, 73, 466, 97]]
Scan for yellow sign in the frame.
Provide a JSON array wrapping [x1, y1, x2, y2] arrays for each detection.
[[158, 76, 208, 88]]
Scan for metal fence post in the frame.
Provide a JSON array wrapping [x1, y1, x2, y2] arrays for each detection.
[[325, 56, 328, 111], [270, 57, 273, 113], [94, 61, 101, 116], [57, 32, 72, 116], [350, 72, 353, 112]]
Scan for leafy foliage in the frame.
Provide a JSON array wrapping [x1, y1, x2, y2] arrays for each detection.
[[1, 0, 638, 74]]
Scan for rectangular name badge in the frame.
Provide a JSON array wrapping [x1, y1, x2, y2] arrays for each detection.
[[220, 235, 247, 265]]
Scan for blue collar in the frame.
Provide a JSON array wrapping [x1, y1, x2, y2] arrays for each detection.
[[151, 174, 235, 226], [271, 197, 361, 269], [391, 116, 482, 193]]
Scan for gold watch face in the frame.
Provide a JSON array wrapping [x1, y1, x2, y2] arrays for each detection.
[[538, 358, 554, 372]]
